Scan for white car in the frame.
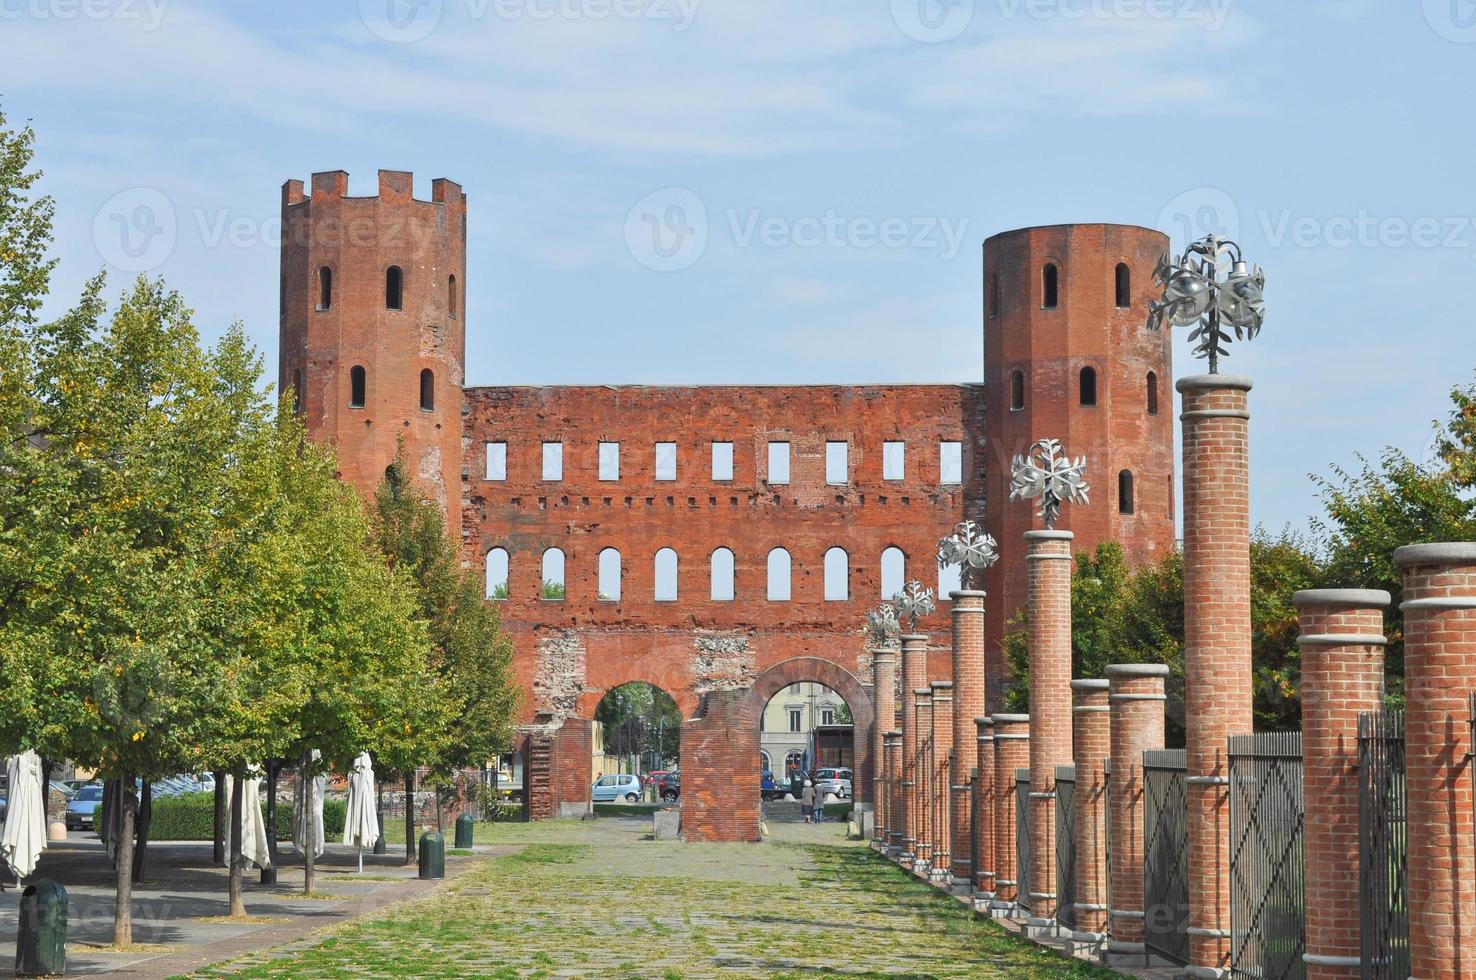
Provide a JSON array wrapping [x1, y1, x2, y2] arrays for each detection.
[[591, 773, 643, 803], [813, 768, 852, 800]]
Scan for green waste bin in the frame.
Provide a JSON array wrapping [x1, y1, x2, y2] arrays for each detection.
[[418, 830, 445, 880], [454, 813, 474, 849], [15, 879, 67, 978]]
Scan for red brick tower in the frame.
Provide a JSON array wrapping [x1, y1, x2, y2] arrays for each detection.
[[982, 224, 1175, 709], [280, 170, 467, 528]]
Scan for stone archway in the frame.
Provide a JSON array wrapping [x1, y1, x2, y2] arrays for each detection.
[[681, 658, 874, 843]]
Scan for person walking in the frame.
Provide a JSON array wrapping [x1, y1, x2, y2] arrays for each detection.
[[801, 779, 815, 824]]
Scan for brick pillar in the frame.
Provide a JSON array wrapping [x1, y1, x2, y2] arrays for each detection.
[[871, 647, 898, 847], [1178, 374, 1253, 978], [930, 681, 955, 881], [1071, 678, 1111, 941], [1396, 542, 1476, 980], [975, 717, 996, 899], [1294, 589, 1389, 979], [885, 730, 903, 854], [899, 633, 928, 863], [1103, 663, 1167, 965], [913, 687, 934, 874], [950, 590, 988, 887], [1026, 529, 1074, 925], [990, 713, 1029, 911]]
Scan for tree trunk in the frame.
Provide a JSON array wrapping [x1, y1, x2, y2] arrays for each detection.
[[404, 770, 416, 865], [228, 772, 246, 917], [302, 749, 316, 895], [131, 780, 152, 884], [112, 774, 136, 948], [373, 770, 386, 855], [212, 770, 226, 864], [263, 759, 280, 883]]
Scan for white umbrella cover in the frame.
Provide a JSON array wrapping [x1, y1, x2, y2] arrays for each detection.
[[292, 750, 325, 859], [342, 753, 379, 849], [1, 751, 47, 880], [224, 770, 270, 870]]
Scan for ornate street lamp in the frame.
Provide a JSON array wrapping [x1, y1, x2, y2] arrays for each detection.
[[866, 602, 902, 649], [891, 581, 936, 634], [1009, 438, 1089, 530], [936, 519, 1000, 591], [1147, 234, 1266, 375]]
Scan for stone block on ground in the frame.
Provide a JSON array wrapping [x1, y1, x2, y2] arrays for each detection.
[[653, 810, 680, 841]]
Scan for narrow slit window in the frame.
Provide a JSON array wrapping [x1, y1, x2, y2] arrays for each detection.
[[419, 368, 434, 411], [448, 274, 458, 317], [1147, 371, 1159, 415], [292, 369, 303, 414], [318, 267, 332, 310], [1119, 470, 1135, 515], [1010, 370, 1025, 411], [1115, 262, 1131, 308], [1042, 263, 1059, 309], [386, 265, 403, 310], [1080, 366, 1097, 407], [988, 273, 1000, 318], [349, 365, 366, 408]]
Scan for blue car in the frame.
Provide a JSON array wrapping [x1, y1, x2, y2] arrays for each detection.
[[65, 784, 104, 831], [591, 774, 643, 803]]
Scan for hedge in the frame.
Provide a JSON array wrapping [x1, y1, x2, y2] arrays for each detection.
[[148, 792, 346, 842]]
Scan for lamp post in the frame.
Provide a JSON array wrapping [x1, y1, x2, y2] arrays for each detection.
[[1147, 234, 1265, 376]]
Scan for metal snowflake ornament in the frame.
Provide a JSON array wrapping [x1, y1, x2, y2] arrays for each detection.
[[1147, 234, 1265, 375], [936, 520, 1000, 592], [891, 581, 936, 633], [1010, 438, 1089, 530], [866, 603, 901, 649]]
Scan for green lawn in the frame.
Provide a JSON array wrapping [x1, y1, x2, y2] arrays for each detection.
[[186, 819, 1116, 979]]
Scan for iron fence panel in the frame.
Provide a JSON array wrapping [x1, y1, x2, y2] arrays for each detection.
[[1016, 768, 1031, 914], [1143, 748, 1189, 965], [1358, 709, 1406, 980], [1229, 731, 1305, 980], [1056, 764, 1077, 931]]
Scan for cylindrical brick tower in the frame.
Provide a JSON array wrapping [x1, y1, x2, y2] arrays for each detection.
[[1294, 589, 1389, 979], [1071, 678, 1111, 944], [1104, 663, 1168, 966], [280, 169, 467, 529], [950, 590, 988, 888], [982, 224, 1176, 710], [1396, 542, 1476, 980]]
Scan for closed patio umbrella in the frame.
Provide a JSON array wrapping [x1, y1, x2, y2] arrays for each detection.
[[1, 751, 47, 885], [291, 750, 325, 860], [224, 769, 270, 871], [342, 752, 379, 873]]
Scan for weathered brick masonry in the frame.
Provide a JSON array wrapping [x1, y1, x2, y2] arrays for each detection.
[[280, 172, 1176, 836]]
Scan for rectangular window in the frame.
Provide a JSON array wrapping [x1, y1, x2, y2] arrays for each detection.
[[655, 441, 677, 481], [788, 709, 802, 733], [939, 441, 962, 485], [712, 442, 734, 481], [821, 708, 835, 726], [542, 442, 563, 481], [825, 441, 848, 485], [486, 442, 507, 482], [598, 442, 620, 481], [883, 441, 905, 481], [767, 441, 790, 485]]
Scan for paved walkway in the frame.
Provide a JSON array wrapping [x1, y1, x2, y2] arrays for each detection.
[[181, 818, 1119, 978]]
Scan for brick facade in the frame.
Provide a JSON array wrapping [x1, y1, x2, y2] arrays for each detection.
[[1070, 678, 1111, 939], [1294, 589, 1389, 979], [1025, 530, 1073, 921], [1105, 663, 1167, 953]]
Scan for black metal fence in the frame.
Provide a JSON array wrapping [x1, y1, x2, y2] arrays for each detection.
[[1143, 748, 1190, 965], [1055, 764, 1076, 931], [1228, 731, 1305, 980], [1358, 710, 1407, 980], [1016, 768, 1031, 914]]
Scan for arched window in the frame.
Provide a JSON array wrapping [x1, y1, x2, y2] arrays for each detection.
[[1115, 262, 1131, 308], [654, 548, 678, 601], [541, 548, 565, 599], [1010, 370, 1025, 411], [292, 369, 303, 414], [988, 273, 1000, 318], [1146, 371, 1159, 415], [349, 365, 366, 408], [767, 548, 792, 601], [1080, 366, 1097, 407], [1118, 470, 1135, 515], [824, 547, 849, 601], [419, 368, 434, 411], [486, 548, 509, 600], [710, 547, 735, 601], [598, 548, 621, 601], [317, 266, 332, 310], [1042, 263, 1059, 309], [880, 546, 905, 600], [448, 274, 458, 317], [385, 266, 403, 310]]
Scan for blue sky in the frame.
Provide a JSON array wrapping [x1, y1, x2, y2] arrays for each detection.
[[5, 0, 1474, 534]]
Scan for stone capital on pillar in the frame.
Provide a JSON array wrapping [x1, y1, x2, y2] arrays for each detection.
[[1395, 542, 1476, 980], [1070, 678, 1111, 941]]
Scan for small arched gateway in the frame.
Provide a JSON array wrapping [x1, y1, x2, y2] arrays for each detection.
[[680, 657, 874, 843]]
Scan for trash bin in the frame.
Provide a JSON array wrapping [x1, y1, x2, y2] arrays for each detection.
[[454, 813, 474, 849], [418, 830, 445, 880], [15, 879, 67, 978]]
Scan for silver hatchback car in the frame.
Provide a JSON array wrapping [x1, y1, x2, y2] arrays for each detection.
[[813, 767, 852, 800]]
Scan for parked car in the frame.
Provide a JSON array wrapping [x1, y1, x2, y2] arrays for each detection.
[[591, 773, 643, 803], [65, 783, 105, 831], [658, 771, 680, 803], [813, 767, 853, 800], [760, 770, 789, 800]]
